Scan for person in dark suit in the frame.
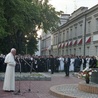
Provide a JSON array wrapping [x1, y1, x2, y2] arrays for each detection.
[[89, 56, 97, 68], [46, 56, 50, 72], [0, 55, 4, 72], [74, 56, 80, 72], [83, 56, 86, 69], [55, 56, 60, 72], [64, 55, 70, 76], [93, 56, 97, 68], [49, 55, 55, 74]]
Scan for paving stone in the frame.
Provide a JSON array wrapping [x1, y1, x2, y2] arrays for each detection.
[[0, 72, 51, 81], [0, 72, 98, 98]]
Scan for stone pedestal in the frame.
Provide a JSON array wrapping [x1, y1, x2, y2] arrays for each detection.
[[78, 82, 98, 94], [91, 68, 98, 84]]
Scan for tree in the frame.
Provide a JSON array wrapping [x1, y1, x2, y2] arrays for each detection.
[[33, 0, 61, 32], [0, 0, 7, 38], [0, 0, 61, 54]]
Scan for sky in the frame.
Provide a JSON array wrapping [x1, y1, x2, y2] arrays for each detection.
[[49, 0, 98, 14]]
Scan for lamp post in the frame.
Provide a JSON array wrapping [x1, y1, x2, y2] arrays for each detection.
[[84, 14, 86, 56]]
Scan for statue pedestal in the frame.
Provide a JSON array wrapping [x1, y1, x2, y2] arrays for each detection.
[[91, 68, 98, 84], [78, 81, 98, 94]]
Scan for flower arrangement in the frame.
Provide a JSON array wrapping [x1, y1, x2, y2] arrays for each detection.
[[78, 67, 97, 84], [81, 67, 92, 76]]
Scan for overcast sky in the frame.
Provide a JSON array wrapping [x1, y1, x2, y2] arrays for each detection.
[[49, 0, 98, 14]]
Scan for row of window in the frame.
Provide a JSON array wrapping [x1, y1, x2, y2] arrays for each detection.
[[53, 18, 98, 45], [53, 46, 98, 56]]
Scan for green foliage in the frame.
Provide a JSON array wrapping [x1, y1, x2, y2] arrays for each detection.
[[33, 0, 61, 32], [0, 0, 7, 37], [0, 0, 61, 54]]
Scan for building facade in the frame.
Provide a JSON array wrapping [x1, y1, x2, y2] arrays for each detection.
[[41, 4, 98, 56], [41, 14, 70, 56], [41, 31, 51, 56]]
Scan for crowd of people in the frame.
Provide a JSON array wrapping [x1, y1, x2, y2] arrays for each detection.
[[0, 48, 98, 92], [0, 53, 97, 74]]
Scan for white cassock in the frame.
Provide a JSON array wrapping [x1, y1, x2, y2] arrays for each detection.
[[80, 59, 84, 71], [69, 58, 74, 71], [86, 58, 90, 68], [3, 53, 16, 91], [59, 57, 64, 71]]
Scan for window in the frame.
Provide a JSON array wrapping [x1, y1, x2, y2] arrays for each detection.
[[70, 49, 71, 55], [58, 33, 61, 43], [96, 18, 98, 31], [95, 46, 98, 56], [66, 50, 68, 55], [87, 47, 89, 55], [54, 36, 55, 45], [79, 48, 81, 55], [62, 49, 64, 55], [74, 48, 76, 55], [63, 30, 65, 41], [80, 24, 83, 36], [70, 28, 72, 39], [67, 31, 69, 40], [88, 21, 91, 33], [75, 27, 77, 37], [60, 34, 61, 42]]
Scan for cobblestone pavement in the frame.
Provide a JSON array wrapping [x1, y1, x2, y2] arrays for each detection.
[[0, 72, 97, 98], [51, 84, 98, 98]]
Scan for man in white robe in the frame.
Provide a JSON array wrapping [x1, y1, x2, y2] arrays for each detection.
[[69, 57, 75, 71], [3, 48, 16, 92], [59, 56, 64, 71]]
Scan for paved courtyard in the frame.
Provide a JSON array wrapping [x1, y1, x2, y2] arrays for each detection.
[[0, 72, 98, 98]]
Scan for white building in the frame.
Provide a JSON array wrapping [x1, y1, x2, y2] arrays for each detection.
[[51, 4, 98, 56], [41, 14, 70, 56]]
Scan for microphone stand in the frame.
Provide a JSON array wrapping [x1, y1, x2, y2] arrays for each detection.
[[14, 58, 36, 95], [22, 58, 36, 92], [22, 58, 36, 71], [28, 60, 33, 92], [14, 58, 21, 95], [18, 58, 21, 93]]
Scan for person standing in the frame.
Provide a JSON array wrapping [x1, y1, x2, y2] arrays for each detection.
[[80, 56, 84, 71], [86, 56, 90, 68], [3, 48, 16, 92], [69, 55, 75, 72], [64, 55, 70, 76], [59, 56, 64, 71], [55, 56, 60, 72], [49, 55, 55, 74]]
